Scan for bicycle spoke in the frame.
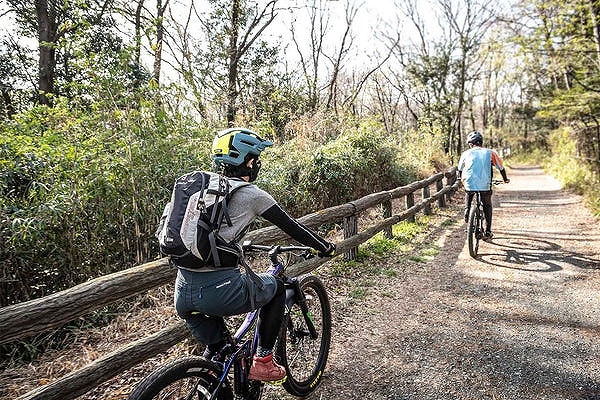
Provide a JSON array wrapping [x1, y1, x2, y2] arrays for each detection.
[[127, 357, 232, 400]]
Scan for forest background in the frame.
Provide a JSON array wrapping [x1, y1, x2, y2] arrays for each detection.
[[0, 0, 599, 313]]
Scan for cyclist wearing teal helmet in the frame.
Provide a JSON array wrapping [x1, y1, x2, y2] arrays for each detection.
[[212, 127, 273, 165], [174, 127, 335, 383], [458, 130, 510, 240]]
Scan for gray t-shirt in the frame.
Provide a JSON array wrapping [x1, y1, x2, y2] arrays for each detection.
[[218, 182, 277, 243]]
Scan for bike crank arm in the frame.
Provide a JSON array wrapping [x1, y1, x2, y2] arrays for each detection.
[[208, 343, 249, 400]]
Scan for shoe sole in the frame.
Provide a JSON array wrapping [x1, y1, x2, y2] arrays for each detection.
[[266, 376, 287, 385], [248, 375, 287, 385]]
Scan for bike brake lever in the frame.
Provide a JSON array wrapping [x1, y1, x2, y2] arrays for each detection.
[[304, 250, 317, 260]]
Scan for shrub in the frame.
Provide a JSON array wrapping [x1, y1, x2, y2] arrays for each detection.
[[0, 97, 211, 306], [546, 128, 600, 217], [297, 118, 417, 211]]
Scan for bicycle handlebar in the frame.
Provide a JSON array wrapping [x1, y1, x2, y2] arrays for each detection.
[[241, 241, 316, 259], [460, 179, 508, 187]]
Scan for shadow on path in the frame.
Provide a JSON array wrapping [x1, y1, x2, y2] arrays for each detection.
[[474, 234, 599, 271], [472, 165, 600, 271]]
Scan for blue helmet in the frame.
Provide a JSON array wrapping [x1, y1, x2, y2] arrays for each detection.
[[212, 127, 273, 167], [467, 130, 483, 145]]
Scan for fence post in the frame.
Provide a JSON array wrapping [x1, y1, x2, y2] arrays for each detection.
[[437, 179, 445, 208], [343, 215, 358, 260], [445, 172, 455, 204], [422, 185, 431, 215], [406, 193, 415, 223], [382, 200, 392, 238]]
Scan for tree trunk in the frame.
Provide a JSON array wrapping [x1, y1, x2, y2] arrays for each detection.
[[290, 0, 324, 113], [227, 0, 241, 125], [2, 86, 15, 117], [35, 0, 56, 106], [134, 0, 145, 66], [588, 0, 600, 70], [325, 4, 357, 113], [153, 0, 168, 83]]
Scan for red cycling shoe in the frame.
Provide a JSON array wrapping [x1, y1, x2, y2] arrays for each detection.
[[248, 353, 286, 383]]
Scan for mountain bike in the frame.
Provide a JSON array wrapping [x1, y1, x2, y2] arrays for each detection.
[[127, 242, 332, 400], [467, 180, 503, 258]]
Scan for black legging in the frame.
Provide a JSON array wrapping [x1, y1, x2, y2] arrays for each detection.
[[465, 191, 493, 232], [257, 277, 285, 350]]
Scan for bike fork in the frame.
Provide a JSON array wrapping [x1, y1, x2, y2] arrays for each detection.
[[289, 278, 318, 339]]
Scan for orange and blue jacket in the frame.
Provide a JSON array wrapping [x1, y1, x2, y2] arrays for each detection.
[[457, 147, 505, 191]]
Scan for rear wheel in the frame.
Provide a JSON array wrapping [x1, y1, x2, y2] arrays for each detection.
[[276, 275, 331, 397], [467, 204, 482, 258], [127, 356, 233, 400]]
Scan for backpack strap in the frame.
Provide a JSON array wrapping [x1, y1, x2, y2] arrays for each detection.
[[221, 178, 250, 227], [239, 257, 265, 310], [208, 177, 250, 268], [206, 175, 230, 226], [208, 230, 221, 267]]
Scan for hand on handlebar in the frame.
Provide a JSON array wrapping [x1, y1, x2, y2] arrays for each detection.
[[317, 243, 336, 258]]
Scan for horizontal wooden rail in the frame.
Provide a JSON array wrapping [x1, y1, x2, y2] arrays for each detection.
[[288, 181, 458, 277], [0, 258, 174, 345], [243, 170, 450, 243], [8, 168, 458, 400]]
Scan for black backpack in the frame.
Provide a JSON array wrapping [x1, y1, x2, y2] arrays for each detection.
[[156, 171, 249, 268]]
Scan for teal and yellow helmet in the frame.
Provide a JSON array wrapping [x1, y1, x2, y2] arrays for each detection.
[[212, 127, 273, 167]]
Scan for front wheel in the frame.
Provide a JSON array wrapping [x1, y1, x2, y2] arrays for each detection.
[[276, 274, 331, 397], [127, 356, 233, 400]]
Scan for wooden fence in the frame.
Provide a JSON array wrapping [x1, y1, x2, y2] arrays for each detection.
[[1, 167, 459, 400]]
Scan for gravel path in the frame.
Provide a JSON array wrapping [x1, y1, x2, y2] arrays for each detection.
[[296, 165, 600, 400]]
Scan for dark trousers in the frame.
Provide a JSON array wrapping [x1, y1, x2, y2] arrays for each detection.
[[175, 268, 284, 351], [464, 190, 493, 232]]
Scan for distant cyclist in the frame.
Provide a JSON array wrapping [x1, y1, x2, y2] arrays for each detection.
[[457, 130, 510, 240], [173, 127, 335, 383]]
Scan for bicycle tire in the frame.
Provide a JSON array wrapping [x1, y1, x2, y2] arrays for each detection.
[[276, 274, 331, 397], [467, 204, 481, 258], [127, 356, 234, 400]]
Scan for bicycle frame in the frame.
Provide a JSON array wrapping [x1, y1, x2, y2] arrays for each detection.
[[207, 244, 319, 400], [467, 179, 505, 258]]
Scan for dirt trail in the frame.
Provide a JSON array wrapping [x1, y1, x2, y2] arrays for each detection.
[[297, 165, 600, 400]]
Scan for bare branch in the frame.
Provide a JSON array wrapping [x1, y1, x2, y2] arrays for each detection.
[[237, 0, 278, 57]]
